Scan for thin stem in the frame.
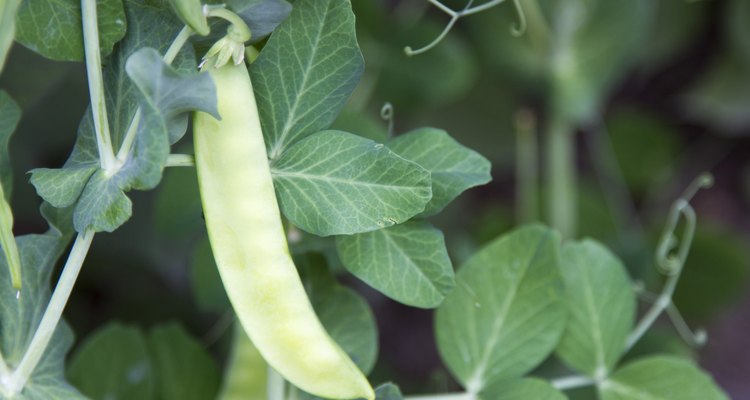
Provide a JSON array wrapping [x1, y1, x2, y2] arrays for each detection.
[[267, 366, 285, 400], [5, 231, 94, 395], [0, 184, 22, 291], [166, 154, 195, 168], [515, 109, 539, 224], [404, 392, 474, 400], [550, 375, 596, 390], [82, 0, 116, 173], [116, 25, 193, 164], [545, 114, 576, 238]]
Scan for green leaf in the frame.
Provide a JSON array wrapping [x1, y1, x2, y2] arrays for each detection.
[[229, 0, 292, 41], [0, 0, 20, 72], [0, 91, 20, 197], [300, 255, 378, 374], [599, 356, 728, 400], [250, 0, 364, 159], [29, 167, 98, 208], [271, 130, 431, 236], [68, 323, 154, 400], [32, 0, 217, 232], [555, 240, 635, 378], [0, 205, 84, 399], [435, 225, 565, 390], [148, 323, 221, 400], [217, 324, 267, 400], [480, 378, 568, 400], [15, 0, 126, 61], [388, 128, 491, 217], [336, 221, 454, 308]]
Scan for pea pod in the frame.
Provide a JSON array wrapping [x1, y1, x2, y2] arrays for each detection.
[[193, 62, 374, 400]]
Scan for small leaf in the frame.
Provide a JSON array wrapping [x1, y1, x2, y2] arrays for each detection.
[[68, 323, 154, 400], [272, 130, 431, 236], [73, 170, 132, 232], [229, 0, 292, 41], [480, 378, 568, 400], [388, 127, 491, 217], [336, 221, 454, 308], [148, 322, 221, 400], [14, 0, 126, 61], [251, 0, 364, 159], [0, 0, 20, 71], [555, 240, 635, 378], [599, 355, 728, 400], [30, 167, 97, 208], [435, 224, 565, 391]]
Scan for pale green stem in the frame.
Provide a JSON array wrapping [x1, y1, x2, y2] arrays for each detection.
[[515, 109, 539, 224], [165, 154, 195, 167], [404, 392, 474, 400], [545, 115, 576, 238], [5, 231, 94, 395], [267, 367, 285, 400], [115, 25, 193, 164], [82, 0, 116, 173], [0, 184, 22, 290], [551, 375, 596, 390]]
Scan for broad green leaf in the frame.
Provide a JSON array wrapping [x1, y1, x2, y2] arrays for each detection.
[[599, 356, 728, 400], [0, 91, 20, 197], [480, 378, 568, 400], [336, 221, 454, 308], [0, 0, 20, 71], [555, 240, 635, 378], [0, 204, 85, 399], [271, 130, 431, 236], [15, 0, 126, 61], [435, 225, 565, 390], [388, 128, 491, 217], [31, 31, 216, 233], [300, 255, 378, 374], [68, 323, 154, 400], [250, 0, 364, 159], [218, 324, 267, 400], [148, 323, 221, 400]]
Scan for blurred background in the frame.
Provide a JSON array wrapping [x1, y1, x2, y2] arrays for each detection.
[[1, 0, 749, 398]]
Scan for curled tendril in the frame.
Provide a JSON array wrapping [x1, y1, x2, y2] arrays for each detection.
[[380, 102, 395, 138], [655, 173, 713, 275], [509, 0, 527, 37], [200, 6, 252, 69]]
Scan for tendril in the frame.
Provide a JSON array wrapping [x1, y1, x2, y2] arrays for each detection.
[[380, 102, 395, 138], [406, 0, 520, 56], [509, 0, 527, 37]]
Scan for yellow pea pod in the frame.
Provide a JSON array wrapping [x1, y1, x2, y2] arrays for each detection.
[[193, 62, 374, 400], [167, 0, 210, 36]]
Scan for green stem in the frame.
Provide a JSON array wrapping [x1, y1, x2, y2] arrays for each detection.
[[404, 393, 474, 400], [5, 231, 94, 395], [115, 25, 193, 165], [515, 109, 539, 224], [550, 375, 596, 390], [81, 0, 116, 174], [545, 115, 576, 238], [267, 367, 285, 400]]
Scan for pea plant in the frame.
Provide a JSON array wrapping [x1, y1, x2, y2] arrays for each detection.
[[0, 1, 734, 400]]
